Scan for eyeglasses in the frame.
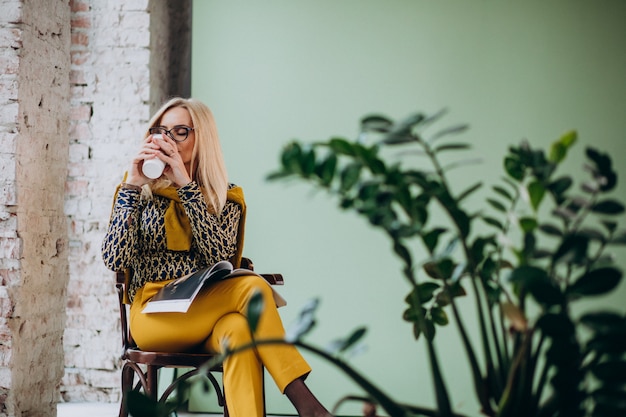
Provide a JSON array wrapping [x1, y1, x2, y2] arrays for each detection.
[[149, 125, 195, 142]]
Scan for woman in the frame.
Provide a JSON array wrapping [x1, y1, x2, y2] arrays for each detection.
[[102, 97, 332, 417]]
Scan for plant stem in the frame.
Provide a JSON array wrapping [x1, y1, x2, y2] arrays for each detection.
[[422, 141, 494, 415]]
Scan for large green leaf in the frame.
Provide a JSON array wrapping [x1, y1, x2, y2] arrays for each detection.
[[590, 387, 626, 416], [609, 230, 626, 245], [430, 306, 449, 325], [434, 281, 467, 307], [547, 176, 573, 200], [592, 199, 625, 215], [246, 289, 265, 334], [422, 228, 447, 253], [285, 298, 320, 342], [352, 143, 386, 174], [504, 156, 524, 181], [429, 124, 469, 143], [326, 327, 368, 355], [393, 241, 412, 266], [281, 142, 303, 173], [492, 185, 514, 201], [519, 217, 538, 233], [328, 137, 358, 156], [340, 163, 362, 192], [127, 391, 175, 417], [549, 130, 577, 163], [552, 234, 590, 266], [586, 332, 626, 355], [579, 311, 626, 334], [357, 181, 380, 202], [300, 147, 316, 176], [584, 311, 626, 355], [487, 198, 506, 213], [441, 157, 483, 172], [383, 113, 425, 144], [509, 266, 564, 307], [315, 153, 338, 186], [528, 180, 546, 211], [578, 227, 606, 244], [360, 114, 393, 133], [591, 360, 626, 383], [482, 215, 503, 230], [413, 282, 441, 303], [568, 267, 623, 297], [423, 258, 455, 280], [457, 182, 482, 203], [601, 221, 617, 234], [434, 143, 471, 153], [586, 147, 617, 192], [536, 312, 574, 338], [591, 402, 626, 417], [540, 223, 563, 237]]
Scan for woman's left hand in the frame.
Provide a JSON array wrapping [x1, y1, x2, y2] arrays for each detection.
[[148, 135, 192, 187]]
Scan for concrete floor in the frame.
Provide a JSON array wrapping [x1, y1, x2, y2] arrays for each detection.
[[56, 402, 222, 417], [57, 403, 121, 417], [56, 402, 286, 417]]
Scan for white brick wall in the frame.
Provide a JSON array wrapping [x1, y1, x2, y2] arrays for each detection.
[[61, 0, 152, 403]]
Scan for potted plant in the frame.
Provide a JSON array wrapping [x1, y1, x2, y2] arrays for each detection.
[[266, 109, 626, 417]]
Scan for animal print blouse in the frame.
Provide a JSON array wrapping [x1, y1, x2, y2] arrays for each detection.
[[101, 181, 241, 303]]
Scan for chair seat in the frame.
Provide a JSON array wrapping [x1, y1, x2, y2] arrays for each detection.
[[123, 348, 223, 369]]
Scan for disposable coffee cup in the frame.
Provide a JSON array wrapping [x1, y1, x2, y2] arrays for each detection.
[[142, 134, 166, 179]]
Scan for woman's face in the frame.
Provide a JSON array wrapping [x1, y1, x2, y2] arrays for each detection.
[[159, 106, 195, 170]]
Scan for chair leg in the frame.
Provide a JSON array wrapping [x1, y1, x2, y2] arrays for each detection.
[[146, 365, 159, 401], [119, 363, 134, 417]]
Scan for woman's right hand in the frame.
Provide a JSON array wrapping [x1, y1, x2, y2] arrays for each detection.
[[125, 137, 163, 186]]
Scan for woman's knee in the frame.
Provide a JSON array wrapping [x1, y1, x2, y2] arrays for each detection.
[[237, 274, 271, 290], [212, 312, 253, 349], [241, 275, 274, 302]]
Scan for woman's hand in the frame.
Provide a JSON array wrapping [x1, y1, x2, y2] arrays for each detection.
[[125, 138, 162, 186], [125, 134, 192, 187], [149, 134, 192, 187]]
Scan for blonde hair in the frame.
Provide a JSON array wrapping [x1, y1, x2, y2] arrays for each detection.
[[144, 97, 229, 213]]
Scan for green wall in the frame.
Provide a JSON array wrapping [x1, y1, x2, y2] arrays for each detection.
[[190, 1, 626, 415]]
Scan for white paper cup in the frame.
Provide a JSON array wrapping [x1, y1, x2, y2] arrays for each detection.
[[142, 134, 166, 179]]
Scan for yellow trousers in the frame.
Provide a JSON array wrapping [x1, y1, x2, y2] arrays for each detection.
[[130, 275, 312, 417]]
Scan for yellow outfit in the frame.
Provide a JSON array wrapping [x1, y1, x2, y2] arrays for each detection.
[[130, 275, 311, 417]]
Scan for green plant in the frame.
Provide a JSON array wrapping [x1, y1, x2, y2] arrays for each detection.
[[266, 110, 626, 417]]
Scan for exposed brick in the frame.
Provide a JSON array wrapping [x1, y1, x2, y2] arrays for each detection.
[[70, 50, 89, 65], [70, 104, 92, 122], [0, 58, 19, 78], [60, 0, 157, 403], [70, 0, 90, 13], [0, 1, 23, 25], [69, 69, 86, 85], [70, 14, 91, 29], [70, 30, 88, 47], [0, 237, 22, 260]]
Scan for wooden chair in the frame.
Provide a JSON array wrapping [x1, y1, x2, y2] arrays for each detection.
[[115, 258, 284, 417]]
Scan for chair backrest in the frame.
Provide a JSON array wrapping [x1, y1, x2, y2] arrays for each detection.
[[115, 277, 135, 350]]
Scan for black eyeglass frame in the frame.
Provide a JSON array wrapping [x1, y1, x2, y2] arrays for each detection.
[[149, 125, 195, 142]]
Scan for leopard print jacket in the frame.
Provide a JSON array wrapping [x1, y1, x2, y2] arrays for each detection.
[[101, 181, 241, 303]]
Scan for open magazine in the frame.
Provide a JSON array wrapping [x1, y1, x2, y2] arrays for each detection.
[[142, 260, 286, 314]]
